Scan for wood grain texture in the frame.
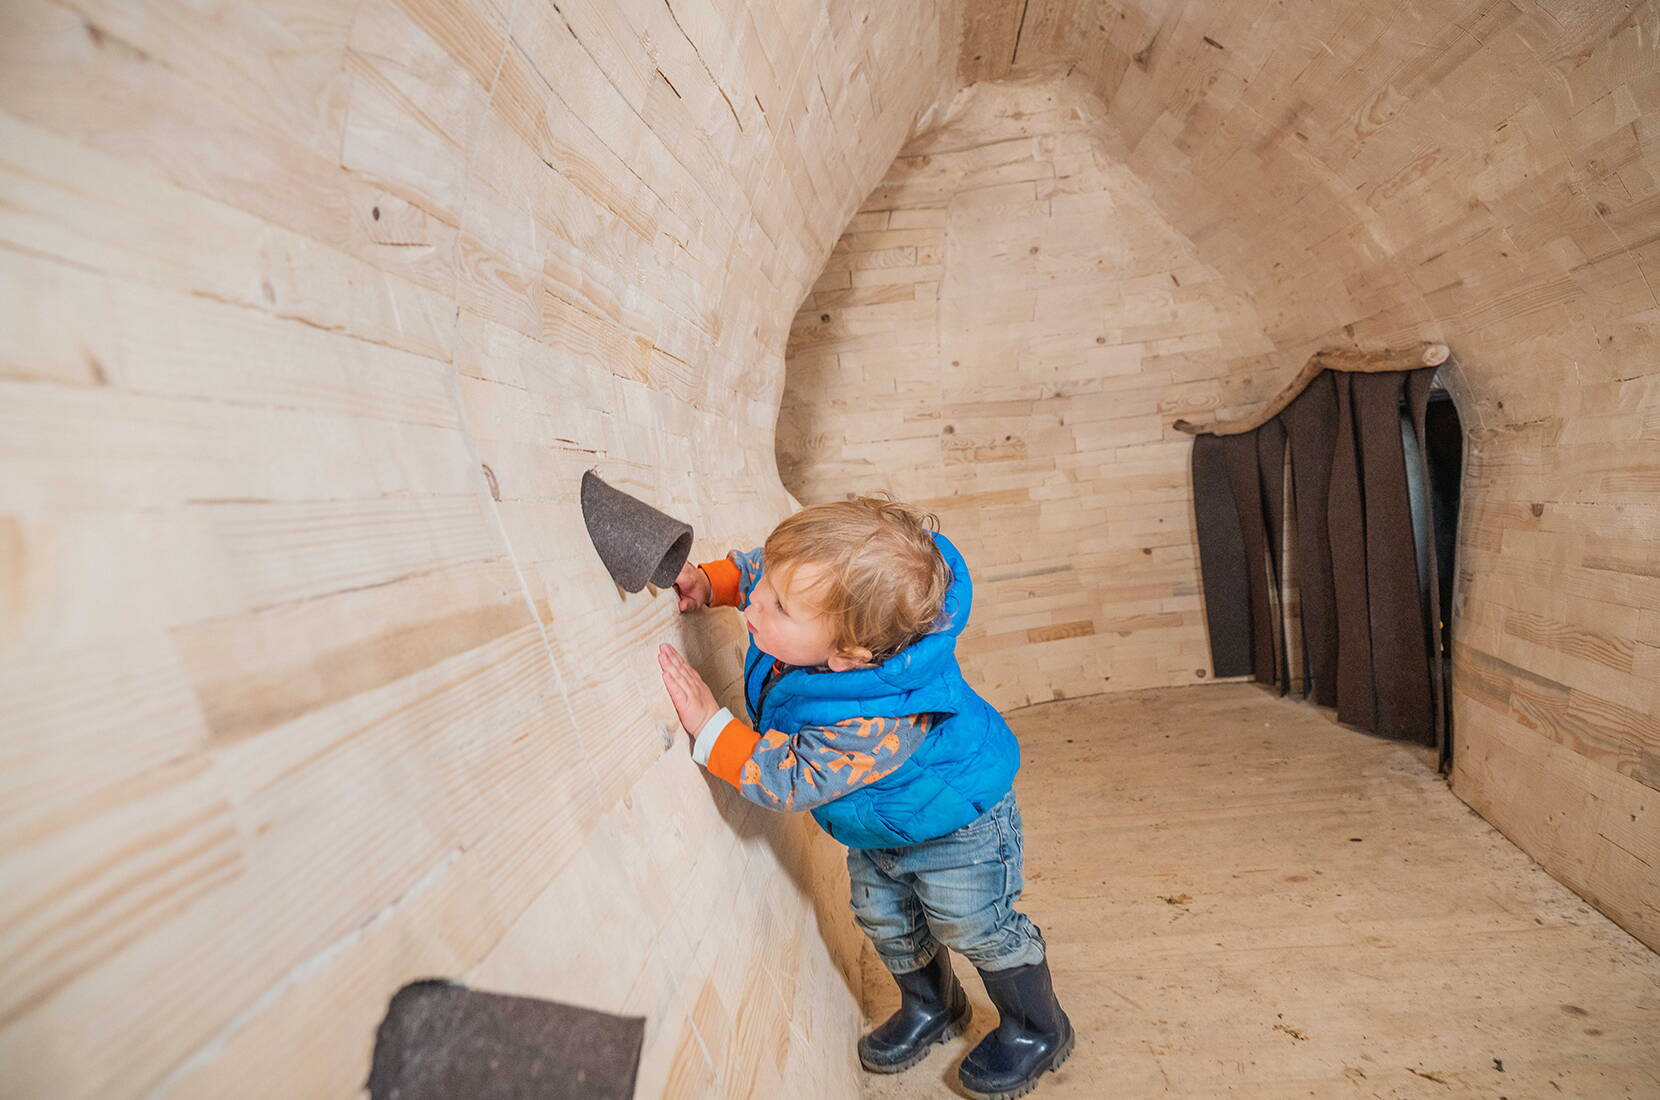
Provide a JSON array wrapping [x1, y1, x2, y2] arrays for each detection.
[[0, 1, 955, 1096], [5, 1, 1659, 1094], [782, 75, 1272, 710], [865, 685, 1660, 1099], [1170, 342, 1449, 435], [1016, 0, 1660, 956], [791, 1, 1660, 955]]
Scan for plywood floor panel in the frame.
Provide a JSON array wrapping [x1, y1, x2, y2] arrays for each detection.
[[861, 684, 1660, 1100]]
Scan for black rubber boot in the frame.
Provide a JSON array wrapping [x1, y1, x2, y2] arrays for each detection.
[[957, 958, 1075, 1099], [858, 949, 972, 1073]]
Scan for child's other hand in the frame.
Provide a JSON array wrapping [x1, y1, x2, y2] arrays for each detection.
[[672, 562, 712, 612], [657, 643, 719, 736]]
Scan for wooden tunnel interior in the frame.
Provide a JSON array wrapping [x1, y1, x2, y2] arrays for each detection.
[[1, 0, 1655, 1096]]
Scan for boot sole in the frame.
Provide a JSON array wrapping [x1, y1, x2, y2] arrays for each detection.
[[958, 1026, 1077, 1100], [858, 1005, 973, 1075]]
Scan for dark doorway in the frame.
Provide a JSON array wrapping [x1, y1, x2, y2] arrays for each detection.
[[1194, 365, 1465, 757], [1423, 390, 1463, 773]]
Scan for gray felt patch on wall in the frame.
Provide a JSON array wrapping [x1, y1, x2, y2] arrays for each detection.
[[366, 980, 645, 1100], [581, 469, 694, 592]]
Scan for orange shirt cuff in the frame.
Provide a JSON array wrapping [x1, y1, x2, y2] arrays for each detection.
[[700, 557, 742, 608], [706, 718, 760, 787]]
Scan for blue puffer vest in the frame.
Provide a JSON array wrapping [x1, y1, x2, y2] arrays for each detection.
[[741, 530, 1019, 849]]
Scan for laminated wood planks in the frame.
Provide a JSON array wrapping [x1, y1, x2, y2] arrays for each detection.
[[0, 0, 957, 1095], [784, 76, 1271, 711]]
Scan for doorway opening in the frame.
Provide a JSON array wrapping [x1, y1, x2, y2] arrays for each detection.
[[1421, 389, 1463, 773]]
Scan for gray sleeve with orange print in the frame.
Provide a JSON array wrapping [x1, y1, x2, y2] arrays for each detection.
[[693, 707, 934, 812]]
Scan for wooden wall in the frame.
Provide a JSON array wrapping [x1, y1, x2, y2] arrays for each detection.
[[1065, 0, 1660, 957], [781, 75, 1272, 707], [789, 0, 1660, 953], [0, 1, 955, 1096], [3, 2, 1655, 1094]]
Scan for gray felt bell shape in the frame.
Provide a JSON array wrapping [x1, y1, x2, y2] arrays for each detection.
[[368, 980, 644, 1100], [581, 469, 694, 592]]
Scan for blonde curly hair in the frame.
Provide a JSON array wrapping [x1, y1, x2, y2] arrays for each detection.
[[764, 493, 952, 664]]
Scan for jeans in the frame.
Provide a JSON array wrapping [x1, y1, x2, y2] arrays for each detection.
[[846, 789, 1045, 975]]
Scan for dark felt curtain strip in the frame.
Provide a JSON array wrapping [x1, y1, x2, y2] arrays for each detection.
[[1354, 371, 1435, 744], [1191, 434, 1253, 678], [1219, 433, 1277, 687], [1326, 372, 1377, 730], [1190, 364, 1443, 744], [1282, 372, 1339, 707], [367, 981, 644, 1100], [1255, 418, 1290, 695], [1406, 370, 1447, 755], [1285, 447, 1310, 699]]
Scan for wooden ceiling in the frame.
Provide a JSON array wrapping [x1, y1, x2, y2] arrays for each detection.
[[960, 0, 1172, 89]]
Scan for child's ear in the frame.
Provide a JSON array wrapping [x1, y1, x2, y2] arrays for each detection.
[[827, 646, 875, 672]]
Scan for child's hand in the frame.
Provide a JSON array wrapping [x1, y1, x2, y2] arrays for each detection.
[[672, 561, 712, 612], [657, 643, 719, 737]]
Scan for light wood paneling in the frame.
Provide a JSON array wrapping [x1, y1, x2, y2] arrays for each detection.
[[0, 1, 955, 1095], [1043, 0, 1660, 954], [865, 685, 1660, 1099], [788, 1, 1658, 955], [5, 2, 1658, 1095], [782, 75, 1275, 709]]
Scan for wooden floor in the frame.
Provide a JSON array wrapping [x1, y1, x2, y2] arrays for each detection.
[[859, 684, 1660, 1099]]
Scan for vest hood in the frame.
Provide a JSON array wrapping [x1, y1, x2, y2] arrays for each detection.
[[740, 528, 1018, 849], [760, 529, 972, 703]]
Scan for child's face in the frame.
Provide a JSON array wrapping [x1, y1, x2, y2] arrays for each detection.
[[745, 562, 872, 671]]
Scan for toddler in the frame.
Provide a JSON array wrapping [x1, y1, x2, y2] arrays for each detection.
[[656, 496, 1074, 1099]]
